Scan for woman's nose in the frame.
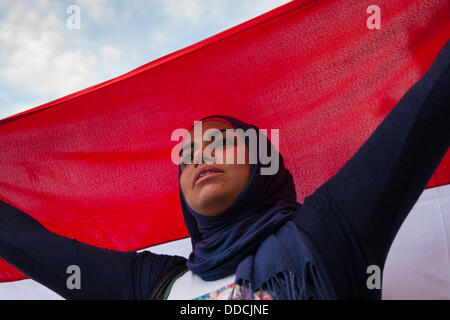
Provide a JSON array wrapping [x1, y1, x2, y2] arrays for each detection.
[[193, 142, 215, 165]]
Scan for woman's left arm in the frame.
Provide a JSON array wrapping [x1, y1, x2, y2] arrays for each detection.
[[295, 40, 449, 279]]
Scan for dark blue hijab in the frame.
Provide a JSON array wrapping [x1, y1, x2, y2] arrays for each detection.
[[178, 115, 314, 300]]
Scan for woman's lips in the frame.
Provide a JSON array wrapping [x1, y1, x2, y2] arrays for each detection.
[[194, 172, 224, 186]]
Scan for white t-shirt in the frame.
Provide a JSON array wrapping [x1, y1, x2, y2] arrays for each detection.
[[167, 270, 237, 300]]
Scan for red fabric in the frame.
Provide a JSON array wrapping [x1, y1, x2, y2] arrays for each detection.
[[0, 0, 449, 282]]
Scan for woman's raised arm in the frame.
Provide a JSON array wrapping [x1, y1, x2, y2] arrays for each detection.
[[0, 200, 186, 299], [293, 40, 449, 298]]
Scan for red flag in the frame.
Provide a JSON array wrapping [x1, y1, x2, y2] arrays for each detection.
[[0, 0, 449, 283]]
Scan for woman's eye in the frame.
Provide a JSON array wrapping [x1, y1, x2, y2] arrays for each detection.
[[218, 138, 233, 148]]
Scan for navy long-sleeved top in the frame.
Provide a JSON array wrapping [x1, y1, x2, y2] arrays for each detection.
[[1, 40, 449, 299]]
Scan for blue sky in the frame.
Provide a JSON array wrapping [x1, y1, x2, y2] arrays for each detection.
[[0, 0, 291, 120]]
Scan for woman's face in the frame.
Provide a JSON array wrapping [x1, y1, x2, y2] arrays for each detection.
[[179, 120, 251, 217]]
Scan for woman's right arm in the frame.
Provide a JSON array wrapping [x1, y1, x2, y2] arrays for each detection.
[[0, 200, 187, 299]]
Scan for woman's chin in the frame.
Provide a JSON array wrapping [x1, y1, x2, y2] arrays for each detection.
[[193, 188, 234, 216], [194, 180, 227, 195]]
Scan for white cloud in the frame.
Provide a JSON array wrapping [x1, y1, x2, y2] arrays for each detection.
[[101, 44, 122, 60], [75, 0, 115, 22], [158, 0, 291, 26], [0, 1, 100, 97], [162, 0, 205, 25]]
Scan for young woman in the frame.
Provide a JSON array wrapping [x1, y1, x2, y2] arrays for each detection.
[[0, 40, 448, 300]]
